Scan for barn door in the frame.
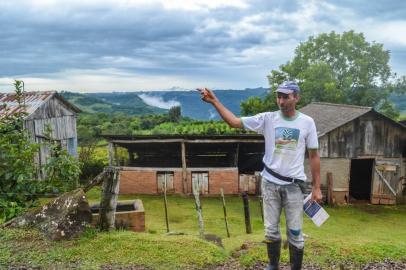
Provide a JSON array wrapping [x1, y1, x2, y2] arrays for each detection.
[[157, 172, 175, 194], [371, 159, 399, 205], [192, 172, 208, 195], [239, 174, 257, 194]]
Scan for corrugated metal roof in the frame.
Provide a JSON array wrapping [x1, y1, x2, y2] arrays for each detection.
[[0, 91, 80, 117], [299, 102, 372, 136]]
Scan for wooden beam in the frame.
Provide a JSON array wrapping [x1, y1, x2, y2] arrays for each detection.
[[111, 139, 264, 144], [112, 139, 183, 144], [181, 141, 187, 194], [113, 145, 118, 166], [234, 143, 240, 167], [117, 166, 238, 171], [185, 139, 264, 143], [376, 164, 397, 172], [374, 167, 397, 196]]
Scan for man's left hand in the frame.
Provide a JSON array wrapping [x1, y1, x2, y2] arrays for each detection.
[[311, 187, 323, 203]]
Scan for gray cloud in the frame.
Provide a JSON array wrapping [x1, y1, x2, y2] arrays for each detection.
[[0, 0, 405, 92]]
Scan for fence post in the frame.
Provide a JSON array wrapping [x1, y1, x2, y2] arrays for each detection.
[[220, 188, 230, 238], [242, 192, 252, 234], [192, 179, 204, 238], [327, 172, 333, 205], [163, 174, 170, 233], [259, 195, 264, 223], [100, 167, 120, 231]]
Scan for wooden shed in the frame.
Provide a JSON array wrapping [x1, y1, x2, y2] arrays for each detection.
[[301, 102, 406, 205], [104, 134, 265, 196], [0, 91, 81, 177]]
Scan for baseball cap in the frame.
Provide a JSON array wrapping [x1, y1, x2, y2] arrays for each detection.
[[276, 81, 301, 94]]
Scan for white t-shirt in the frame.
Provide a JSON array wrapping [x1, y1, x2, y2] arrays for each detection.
[[241, 111, 318, 185]]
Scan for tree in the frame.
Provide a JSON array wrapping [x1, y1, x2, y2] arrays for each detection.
[[0, 81, 40, 222], [241, 31, 405, 118], [168, 106, 181, 122]]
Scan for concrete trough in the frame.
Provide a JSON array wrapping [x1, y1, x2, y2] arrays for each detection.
[[91, 199, 145, 232]]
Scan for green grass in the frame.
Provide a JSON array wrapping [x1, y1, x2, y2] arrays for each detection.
[[2, 188, 406, 269], [0, 228, 227, 269]]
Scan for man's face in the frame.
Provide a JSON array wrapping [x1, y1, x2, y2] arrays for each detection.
[[276, 92, 299, 114]]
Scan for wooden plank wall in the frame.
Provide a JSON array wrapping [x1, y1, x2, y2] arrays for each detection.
[[321, 112, 405, 159], [23, 96, 78, 173]]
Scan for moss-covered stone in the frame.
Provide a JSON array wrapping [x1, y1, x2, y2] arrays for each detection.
[[3, 188, 92, 240]]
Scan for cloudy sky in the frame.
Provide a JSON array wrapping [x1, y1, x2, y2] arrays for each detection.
[[1, 0, 406, 92]]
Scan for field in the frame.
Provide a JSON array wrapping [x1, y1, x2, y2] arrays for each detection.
[[1, 188, 406, 269]]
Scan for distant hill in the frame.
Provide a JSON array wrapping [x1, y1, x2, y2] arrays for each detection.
[[134, 87, 269, 120], [61, 88, 269, 120], [60, 91, 166, 115]]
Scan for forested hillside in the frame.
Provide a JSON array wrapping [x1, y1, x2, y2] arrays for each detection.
[[61, 91, 166, 115], [61, 88, 269, 120]]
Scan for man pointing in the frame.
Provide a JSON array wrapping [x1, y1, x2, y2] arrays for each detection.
[[198, 81, 322, 270]]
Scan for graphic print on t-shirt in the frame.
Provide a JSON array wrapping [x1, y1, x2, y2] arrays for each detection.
[[274, 127, 300, 153]]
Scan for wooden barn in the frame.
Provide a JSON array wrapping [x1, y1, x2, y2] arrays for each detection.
[[0, 91, 81, 177], [105, 102, 406, 205], [301, 102, 406, 205]]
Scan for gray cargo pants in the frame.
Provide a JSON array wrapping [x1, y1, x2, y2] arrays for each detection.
[[262, 179, 304, 249]]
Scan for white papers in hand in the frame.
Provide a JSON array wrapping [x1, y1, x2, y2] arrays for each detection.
[[303, 194, 329, 227]]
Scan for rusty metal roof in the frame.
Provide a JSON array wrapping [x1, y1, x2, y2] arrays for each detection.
[[0, 91, 80, 117]]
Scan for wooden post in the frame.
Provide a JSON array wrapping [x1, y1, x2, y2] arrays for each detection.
[[108, 142, 114, 166], [100, 167, 121, 231], [259, 195, 264, 223], [220, 188, 230, 238], [181, 141, 187, 194], [113, 145, 118, 166], [242, 192, 252, 234], [128, 150, 134, 165], [192, 178, 204, 238], [234, 143, 240, 167], [327, 172, 333, 205], [164, 174, 170, 233]]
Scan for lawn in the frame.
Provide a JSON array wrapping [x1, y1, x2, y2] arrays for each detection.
[[1, 187, 406, 269]]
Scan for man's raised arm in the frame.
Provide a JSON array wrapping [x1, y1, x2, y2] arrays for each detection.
[[197, 87, 242, 128]]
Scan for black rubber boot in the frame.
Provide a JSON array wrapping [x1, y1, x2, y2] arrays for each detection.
[[264, 240, 281, 270], [289, 243, 304, 270]]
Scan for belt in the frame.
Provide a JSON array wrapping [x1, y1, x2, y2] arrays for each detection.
[[263, 163, 304, 184]]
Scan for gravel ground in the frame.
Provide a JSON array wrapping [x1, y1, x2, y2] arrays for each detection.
[[7, 259, 406, 269], [211, 259, 406, 270]]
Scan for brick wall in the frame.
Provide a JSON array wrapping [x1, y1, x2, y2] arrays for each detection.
[[173, 171, 183, 194], [209, 169, 239, 195], [186, 168, 239, 195], [119, 170, 157, 194], [120, 168, 239, 195], [119, 169, 185, 195]]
